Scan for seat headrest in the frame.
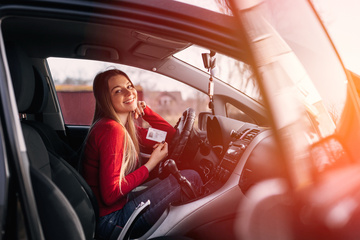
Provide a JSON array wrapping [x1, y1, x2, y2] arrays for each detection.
[[7, 44, 49, 114], [28, 66, 49, 114], [7, 44, 36, 113]]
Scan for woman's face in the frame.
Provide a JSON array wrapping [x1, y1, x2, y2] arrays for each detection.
[[108, 74, 138, 115]]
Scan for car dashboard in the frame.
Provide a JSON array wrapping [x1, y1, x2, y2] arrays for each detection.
[[147, 114, 284, 239], [200, 115, 282, 194]]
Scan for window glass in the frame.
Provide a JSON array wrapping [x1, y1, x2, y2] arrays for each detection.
[[174, 45, 262, 103], [47, 58, 209, 127], [226, 103, 255, 123], [244, 0, 347, 134]]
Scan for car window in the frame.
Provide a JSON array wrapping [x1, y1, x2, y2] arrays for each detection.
[[226, 103, 256, 123], [47, 58, 210, 127]]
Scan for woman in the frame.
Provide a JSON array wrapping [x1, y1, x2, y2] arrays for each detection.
[[82, 69, 202, 239]]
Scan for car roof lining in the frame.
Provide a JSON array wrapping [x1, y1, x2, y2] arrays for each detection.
[[1, 0, 249, 67], [2, 16, 192, 69]]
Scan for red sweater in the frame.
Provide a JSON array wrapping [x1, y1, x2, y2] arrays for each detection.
[[82, 107, 176, 217]]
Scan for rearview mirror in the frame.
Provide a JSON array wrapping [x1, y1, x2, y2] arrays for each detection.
[[202, 51, 216, 70]]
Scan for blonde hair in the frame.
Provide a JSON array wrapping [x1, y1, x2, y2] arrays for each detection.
[[92, 69, 139, 192]]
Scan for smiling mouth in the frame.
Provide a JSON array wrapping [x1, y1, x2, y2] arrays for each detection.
[[124, 98, 135, 104]]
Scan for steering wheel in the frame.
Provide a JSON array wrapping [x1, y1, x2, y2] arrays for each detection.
[[168, 108, 196, 163], [158, 108, 195, 178]]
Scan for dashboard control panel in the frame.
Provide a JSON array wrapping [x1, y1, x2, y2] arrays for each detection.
[[213, 128, 261, 183]]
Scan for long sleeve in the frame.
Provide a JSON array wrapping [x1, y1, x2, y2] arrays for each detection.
[[97, 122, 148, 206]]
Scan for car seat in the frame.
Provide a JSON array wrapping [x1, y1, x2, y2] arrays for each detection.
[[7, 43, 98, 239]]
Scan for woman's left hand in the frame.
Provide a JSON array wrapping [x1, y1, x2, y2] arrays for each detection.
[[134, 101, 147, 119], [145, 141, 168, 172]]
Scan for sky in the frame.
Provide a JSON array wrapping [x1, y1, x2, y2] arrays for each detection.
[[316, 0, 360, 74]]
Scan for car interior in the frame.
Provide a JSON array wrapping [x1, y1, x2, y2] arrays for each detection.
[[1, 1, 287, 239]]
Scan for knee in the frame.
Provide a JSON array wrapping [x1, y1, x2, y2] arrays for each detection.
[[180, 169, 203, 186]]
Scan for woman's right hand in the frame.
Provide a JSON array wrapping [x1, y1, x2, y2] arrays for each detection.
[[144, 142, 168, 172], [134, 101, 147, 119]]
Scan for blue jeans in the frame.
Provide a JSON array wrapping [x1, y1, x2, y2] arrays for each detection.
[[97, 170, 203, 239]]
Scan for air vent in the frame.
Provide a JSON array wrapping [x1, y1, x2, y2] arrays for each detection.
[[239, 128, 260, 144]]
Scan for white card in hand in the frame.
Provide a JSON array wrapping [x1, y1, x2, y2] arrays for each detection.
[[146, 127, 167, 142]]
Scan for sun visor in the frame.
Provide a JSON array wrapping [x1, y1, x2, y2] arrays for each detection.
[[131, 31, 191, 59]]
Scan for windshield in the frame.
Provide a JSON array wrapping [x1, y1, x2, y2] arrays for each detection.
[[175, 45, 261, 103]]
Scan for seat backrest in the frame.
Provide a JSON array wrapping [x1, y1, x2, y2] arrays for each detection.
[[24, 119, 79, 168], [49, 149, 98, 229], [30, 166, 86, 240], [22, 123, 97, 239]]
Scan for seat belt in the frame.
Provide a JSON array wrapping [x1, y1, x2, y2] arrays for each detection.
[[110, 200, 151, 240]]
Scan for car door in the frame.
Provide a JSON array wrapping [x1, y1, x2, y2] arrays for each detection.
[[231, 0, 360, 238]]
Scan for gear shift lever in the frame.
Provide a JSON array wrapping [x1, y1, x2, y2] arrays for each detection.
[[163, 159, 197, 200]]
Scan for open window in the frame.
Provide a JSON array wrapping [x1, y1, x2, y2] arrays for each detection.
[[47, 58, 210, 128]]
